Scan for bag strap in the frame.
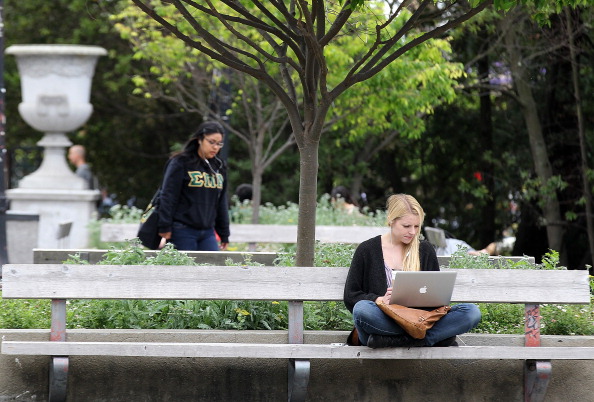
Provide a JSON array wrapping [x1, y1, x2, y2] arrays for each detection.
[[143, 159, 173, 212]]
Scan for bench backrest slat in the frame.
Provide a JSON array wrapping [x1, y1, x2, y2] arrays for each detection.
[[2, 264, 590, 304]]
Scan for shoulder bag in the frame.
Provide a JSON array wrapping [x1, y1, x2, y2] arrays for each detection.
[[376, 300, 451, 339], [137, 188, 162, 249]]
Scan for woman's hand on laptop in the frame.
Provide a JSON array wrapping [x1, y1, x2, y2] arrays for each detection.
[[376, 287, 392, 305]]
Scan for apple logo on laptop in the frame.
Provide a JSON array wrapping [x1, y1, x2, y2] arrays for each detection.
[[419, 286, 427, 294]]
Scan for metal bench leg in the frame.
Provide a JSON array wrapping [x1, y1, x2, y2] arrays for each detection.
[[524, 360, 551, 402], [49, 356, 69, 402], [523, 303, 551, 402], [288, 358, 310, 402]]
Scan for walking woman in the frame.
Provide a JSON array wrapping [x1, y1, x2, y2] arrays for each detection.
[[158, 121, 230, 251], [344, 194, 481, 348]]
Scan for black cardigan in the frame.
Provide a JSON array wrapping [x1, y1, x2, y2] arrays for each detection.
[[343, 236, 439, 312]]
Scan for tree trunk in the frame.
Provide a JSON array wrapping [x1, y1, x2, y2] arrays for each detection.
[[295, 138, 319, 267], [566, 7, 594, 269], [503, 12, 565, 254], [477, 30, 496, 248], [251, 168, 263, 224]]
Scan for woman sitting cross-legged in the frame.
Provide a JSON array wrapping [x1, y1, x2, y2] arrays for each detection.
[[343, 194, 481, 348]]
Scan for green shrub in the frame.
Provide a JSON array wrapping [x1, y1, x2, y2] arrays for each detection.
[[229, 193, 386, 227], [0, 298, 51, 329], [540, 303, 594, 335], [473, 303, 525, 334]]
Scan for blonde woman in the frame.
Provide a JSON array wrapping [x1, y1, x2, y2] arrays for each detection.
[[343, 194, 481, 348]]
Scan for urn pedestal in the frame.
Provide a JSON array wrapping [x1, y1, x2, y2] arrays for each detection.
[[5, 44, 107, 251]]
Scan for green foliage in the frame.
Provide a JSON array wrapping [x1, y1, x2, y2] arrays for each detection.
[[540, 249, 562, 270], [274, 241, 357, 268], [540, 303, 594, 335], [520, 173, 569, 210], [229, 193, 386, 227], [446, 247, 564, 270], [0, 299, 51, 329], [104, 205, 144, 223], [304, 301, 353, 330], [473, 303, 525, 334]]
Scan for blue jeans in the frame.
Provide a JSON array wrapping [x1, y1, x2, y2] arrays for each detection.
[[170, 222, 219, 251], [352, 300, 481, 346]]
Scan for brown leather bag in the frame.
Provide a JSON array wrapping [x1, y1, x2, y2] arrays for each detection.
[[376, 300, 451, 339], [346, 327, 361, 346]]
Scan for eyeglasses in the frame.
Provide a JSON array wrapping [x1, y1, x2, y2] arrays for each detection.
[[205, 138, 225, 148]]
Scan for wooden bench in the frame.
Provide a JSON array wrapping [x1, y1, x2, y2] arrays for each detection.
[[1, 264, 591, 402], [99, 223, 386, 244]]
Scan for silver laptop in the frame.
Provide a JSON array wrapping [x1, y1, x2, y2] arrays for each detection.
[[390, 271, 457, 307]]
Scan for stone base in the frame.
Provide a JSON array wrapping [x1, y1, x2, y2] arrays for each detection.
[[7, 188, 100, 249], [6, 211, 39, 263]]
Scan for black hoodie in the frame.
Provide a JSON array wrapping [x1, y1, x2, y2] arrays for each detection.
[[158, 154, 230, 243]]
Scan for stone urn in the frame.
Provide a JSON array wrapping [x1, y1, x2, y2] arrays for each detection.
[[6, 44, 107, 189], [5, 44, 107, 252]]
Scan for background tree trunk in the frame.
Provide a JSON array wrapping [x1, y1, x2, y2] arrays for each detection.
[[565, 7, 594, 270], [503, 12, 565, 255], [477, 29, 496, 248]]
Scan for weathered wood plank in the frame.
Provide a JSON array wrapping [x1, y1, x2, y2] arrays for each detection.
[[99, 223, 386, 244], [3, 341, 593, 360], [228, 224, 297, 243], [99, 223, 139, 242], [1, 264, 590, 304], [1, 265, 347, 301]]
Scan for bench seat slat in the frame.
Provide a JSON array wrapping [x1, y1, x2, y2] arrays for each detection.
[[3, 341, 593, 360], [2, 265, 590, 304]]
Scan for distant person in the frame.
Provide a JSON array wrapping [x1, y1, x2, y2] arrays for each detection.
[[67, 144, 96, 189], [331, 185, 359, 215], [235, 183, 253, 202], [425, 226, 499, 256], [158, 121, 230, 251], [437, 238, 484, 256], [97, 187, 117, 217]]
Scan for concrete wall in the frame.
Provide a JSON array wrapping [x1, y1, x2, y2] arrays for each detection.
[[1, 330, 593, 402]]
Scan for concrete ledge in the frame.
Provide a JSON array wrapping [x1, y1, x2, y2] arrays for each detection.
[[2, 330, 593, 401], [33, 249, 534, 268], [33, 248, 278, 265]]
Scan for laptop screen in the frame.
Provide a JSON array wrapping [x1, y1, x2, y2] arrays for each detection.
[[390, 271, 457, 307]]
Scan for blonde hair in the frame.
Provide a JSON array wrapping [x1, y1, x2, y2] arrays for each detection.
[[385, 194, 425, 271]]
